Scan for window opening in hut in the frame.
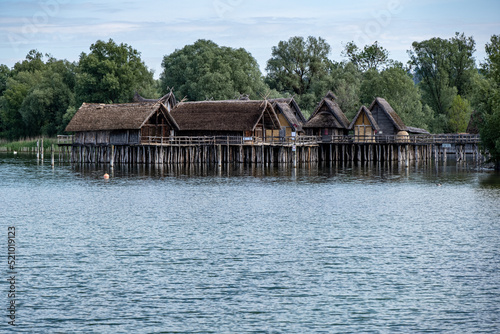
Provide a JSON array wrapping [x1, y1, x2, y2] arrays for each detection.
[[280, 127, 286, 140], [255, 127, 263, 139]]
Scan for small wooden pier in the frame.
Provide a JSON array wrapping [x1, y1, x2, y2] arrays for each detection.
[[61, 134, 482, 165]]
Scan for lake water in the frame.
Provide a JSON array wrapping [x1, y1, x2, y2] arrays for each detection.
[[1, 153, 500, 333]]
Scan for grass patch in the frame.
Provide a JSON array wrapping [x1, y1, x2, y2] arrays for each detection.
[[0, 137, 59, 152]]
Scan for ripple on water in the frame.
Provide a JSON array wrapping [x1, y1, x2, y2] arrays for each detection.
[[2, 155, 500, 333]]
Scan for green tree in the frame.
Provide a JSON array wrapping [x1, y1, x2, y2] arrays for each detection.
[[1, 73, 36, 139], [19, 59, 76, 136], [481, 34, 500, 85], [408, 33, 476, 130], [476, 35, 500, 169], [448, 95, 472, 133], [161, 39, 267, 101], [12, 49, 45, 74], [327, 61, 362, 119], [266, 36, 331, 97], [342, 41, 390, 72], [0, 64, 11, 133], [1, 51, 44, 138], [76, 39, 154, 105], [0, 64, 10, 96], [0, 51, 76, 139], [448, 33, 476, 96], [409, 36, 454, 119], [480, 107, 500, 170]]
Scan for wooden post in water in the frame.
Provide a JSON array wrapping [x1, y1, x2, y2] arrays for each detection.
[[405, 145, 409, 167], [110, 145, 115, 168], [51, 144, 55, 167], [41, 138, 44, 161], [217, 144, 222, 167], [293, 145, 297, 168]]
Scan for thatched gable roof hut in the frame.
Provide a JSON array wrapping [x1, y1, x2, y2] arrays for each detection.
[[368, 97, 429, 135], [303, 93, 350, 136], [273, 102, 304, 132], [368, 97, 406, 134], [268, 97, 307, 122], [65, 102, 179, 145], [348, 106, 379, 142], [349, 106, 379, 131], [264, 98, 306, 138], [171, 100, 281, 137], [66, 102, 178, 132]]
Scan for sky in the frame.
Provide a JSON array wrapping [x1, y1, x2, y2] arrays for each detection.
[[1, 0, 499, 78]]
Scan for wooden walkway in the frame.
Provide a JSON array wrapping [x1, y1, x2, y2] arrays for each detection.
[[59, 134, 483, 165]]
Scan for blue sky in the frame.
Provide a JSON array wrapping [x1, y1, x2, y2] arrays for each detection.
[[1, 0, 499, 78]]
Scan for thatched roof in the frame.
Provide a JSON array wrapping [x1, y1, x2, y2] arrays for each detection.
[[65, 102, 179, 132], [268, 97, 307, 123], [133, 91, 178, 110], [273, 102, 303, 132], [268, 97, 293, 104], [133, 92, 157, 103], [171, 100, 280, 131], [349, 106, 380, 131], [324, 91, 337, 101], [304, 98, 350, 129], [406, 126, 430, 134], [304, 111, 342, 128], [369, 98, 406, 131]]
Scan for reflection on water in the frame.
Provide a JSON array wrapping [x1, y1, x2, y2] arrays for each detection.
[[66, 157, 494, 180], [1, 153, 500, 333], [3, 152, 497, 184]]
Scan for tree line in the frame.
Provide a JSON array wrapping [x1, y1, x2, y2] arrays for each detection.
[[0, 34, 499, 165]]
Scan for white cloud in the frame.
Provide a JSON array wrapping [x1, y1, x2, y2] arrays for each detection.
[[0, 22, 140, 35], [0, 0, 498, 74]]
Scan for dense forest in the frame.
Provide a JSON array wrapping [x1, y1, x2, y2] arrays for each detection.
[[1, 33, 499, 163]]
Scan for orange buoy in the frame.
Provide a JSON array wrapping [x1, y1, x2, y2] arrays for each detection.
[[104, 173, 109, 179]]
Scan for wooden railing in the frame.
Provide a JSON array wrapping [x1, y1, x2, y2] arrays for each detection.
[[141, 134, 481, 146], [265, 135, 320, 145], [321, 134, 480, 145], [415, 134, 480, 144], [140, 135, 320, 146], [57, 135, 73, 144], [65, 133, 480, 146], [141, 136, 249, 146]]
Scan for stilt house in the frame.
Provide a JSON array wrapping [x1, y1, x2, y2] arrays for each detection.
[[268, 98, 307, 140], [349, 97, 429, 142], [349, 106, 379, 142], [303, 91, 350, 138], [170, 100, 281, 140], [65, 99, 179, 145]]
